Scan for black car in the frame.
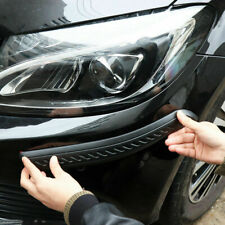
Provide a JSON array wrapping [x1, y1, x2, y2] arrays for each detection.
[[0, 0, 224, 224]]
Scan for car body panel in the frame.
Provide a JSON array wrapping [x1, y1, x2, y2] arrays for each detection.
[[0, 0, 225, 224], [198, 1, 225, 56], [0, 54, 203, 151], [0, 0, 175, 37], [175, 0, 211, 4], [175, 0, 225, 57]]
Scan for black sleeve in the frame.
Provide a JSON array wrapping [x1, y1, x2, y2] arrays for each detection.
[[68, 194, 99, 225], [68, 196, 144, 225]]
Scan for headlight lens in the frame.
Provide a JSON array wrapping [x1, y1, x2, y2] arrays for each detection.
[[0, 6, 214, 116]]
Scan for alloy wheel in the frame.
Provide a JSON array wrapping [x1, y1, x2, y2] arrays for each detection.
[[189, 101, 225, 203]]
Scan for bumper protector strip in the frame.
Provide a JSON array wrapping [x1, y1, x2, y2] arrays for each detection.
[[20, 110, 197, 169]]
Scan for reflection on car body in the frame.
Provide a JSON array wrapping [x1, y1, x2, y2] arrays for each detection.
[[0, 0, 224, 225]]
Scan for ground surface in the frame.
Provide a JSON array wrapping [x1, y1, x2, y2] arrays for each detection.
[[192, 188, 225, 225], [154, 188, 225, 225]]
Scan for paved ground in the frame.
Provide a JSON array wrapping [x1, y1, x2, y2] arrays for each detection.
[[153, 189, 225, 225], [192, 189, 225, 225]]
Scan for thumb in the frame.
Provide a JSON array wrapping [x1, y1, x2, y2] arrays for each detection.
[[177, 111, 200, 131], [49, 156, 65, 178]]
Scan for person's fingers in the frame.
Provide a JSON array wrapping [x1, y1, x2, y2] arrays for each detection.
[[169, 146, 197, 158], [165, 133, 195, 146], [30, 172, 46, 186], [41, 171, 47, 177], [169, 143, 194, 149], [22, 157, 43, 182], [30, 177, 35, 183], [49, 156, 65, 178], [20, 168, 37, 193], [168, 143, 196, 158], [168, 145, 195, 157], [168, 127, 194, 139], [177, 111, 200, 131]]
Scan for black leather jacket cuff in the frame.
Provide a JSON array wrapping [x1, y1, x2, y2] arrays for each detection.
[[67, 194, 99, 225]]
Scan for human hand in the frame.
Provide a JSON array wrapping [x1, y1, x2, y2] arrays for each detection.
[[165, 111, 225, 165], [20, 156, 83, 212]]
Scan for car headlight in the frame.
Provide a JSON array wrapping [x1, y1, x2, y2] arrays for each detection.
[[0, 6, 214, 116]]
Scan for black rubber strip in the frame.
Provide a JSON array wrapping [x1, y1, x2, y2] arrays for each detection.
[[20, 110, 197, 169]]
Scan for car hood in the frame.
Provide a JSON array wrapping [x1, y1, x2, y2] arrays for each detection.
[[0, 0, 175, 37]]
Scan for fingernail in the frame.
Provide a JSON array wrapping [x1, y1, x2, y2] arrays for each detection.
[[52, 155, 58, 162], [22, 156, 27, 162], [178, 110, 185, 116], [21, 157, 25, 164], [166, 138, 173, 143]]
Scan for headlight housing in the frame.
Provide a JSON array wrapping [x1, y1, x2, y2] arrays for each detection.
[[0, 6, 214, 116]]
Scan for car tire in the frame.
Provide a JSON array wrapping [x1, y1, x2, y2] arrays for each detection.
[[159, 78, 225, 225], [159, 157, 225, 225]]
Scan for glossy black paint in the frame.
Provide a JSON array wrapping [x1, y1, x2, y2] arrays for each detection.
[[175, 0, 225, 57], [0, 0, 225, 224], [174, 0, 225, 57], [199, 1, 225, 56], [0, 4, 215, 117], [0, 0, 175, 37], [175, 0, 211, 4], [0, 56, 204, 154], [89, 146, 185, 224]]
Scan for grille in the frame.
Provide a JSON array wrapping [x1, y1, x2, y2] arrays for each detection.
[[0, 183, 62, 220]]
